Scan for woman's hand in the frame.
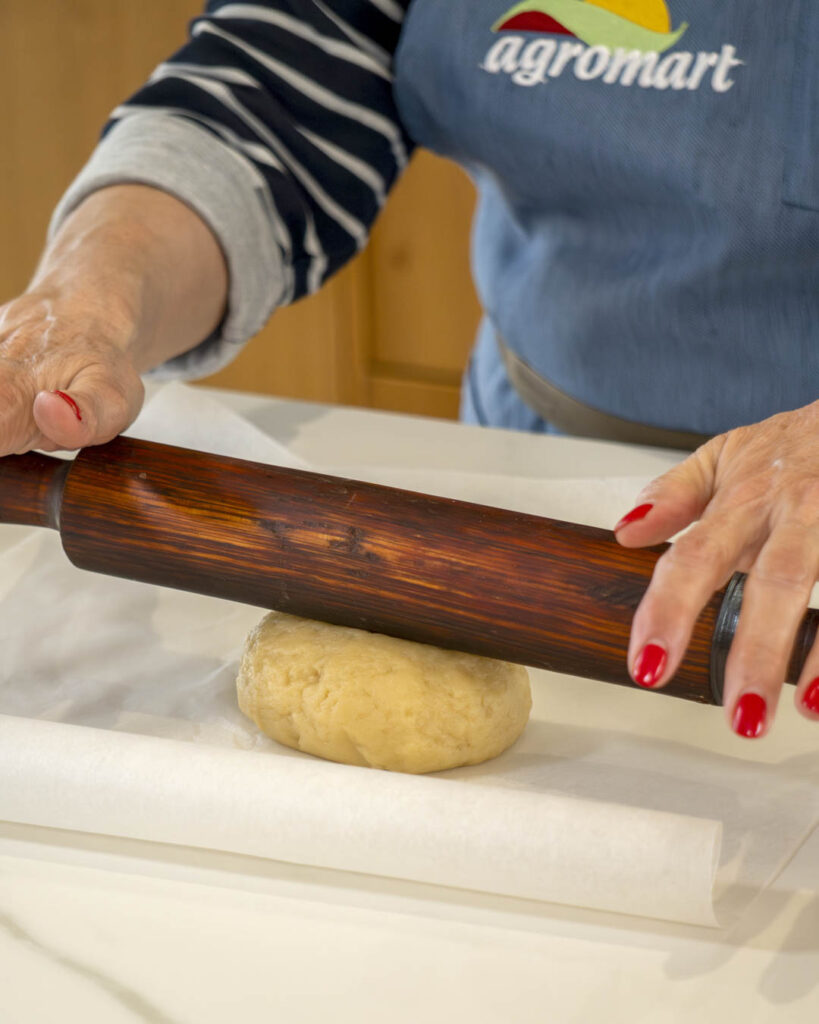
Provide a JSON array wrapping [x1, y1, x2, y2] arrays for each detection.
[[0, 289, 144, 455], [0, 184, 227, 457], [614, 402, 819, 738]]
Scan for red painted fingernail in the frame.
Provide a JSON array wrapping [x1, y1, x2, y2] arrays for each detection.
[[52, 390, 82, 421], [801, 678, 819, 715], [614, 503, 654, 533], [732, 693, 767, 739], [632, 643, 667, 688]]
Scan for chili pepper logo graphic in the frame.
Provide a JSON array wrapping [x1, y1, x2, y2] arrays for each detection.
[[493, 0, 688, 53]]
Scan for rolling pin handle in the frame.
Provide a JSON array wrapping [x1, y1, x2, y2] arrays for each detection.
[[0, 451, 71, 530]]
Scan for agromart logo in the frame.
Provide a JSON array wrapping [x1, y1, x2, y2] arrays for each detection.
[[482, 0, 744, 92]]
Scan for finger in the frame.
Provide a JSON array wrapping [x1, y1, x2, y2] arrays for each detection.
[[627, 509, 761, 690], [614, 437, 724, 546], [723, 524, 819, 737], [32, 361, 144, 450], [794, 629, 819, 721], [0, 366, 42, 455]]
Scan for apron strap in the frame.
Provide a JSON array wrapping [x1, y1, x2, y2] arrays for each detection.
[[497, 335, 712, 452]]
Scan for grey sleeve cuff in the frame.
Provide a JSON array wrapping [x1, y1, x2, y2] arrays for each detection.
[[49, 112, 287, 379]]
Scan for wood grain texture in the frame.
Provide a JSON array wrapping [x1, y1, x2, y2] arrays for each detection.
[[3, 437, 812, 705]]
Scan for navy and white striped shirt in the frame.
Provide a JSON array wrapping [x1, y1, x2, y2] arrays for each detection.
[[125, 1, 411, 299]]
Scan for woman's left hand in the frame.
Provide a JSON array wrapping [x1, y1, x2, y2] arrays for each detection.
[[614, 401, 819, 738]]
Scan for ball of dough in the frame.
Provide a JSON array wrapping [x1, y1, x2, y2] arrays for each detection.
[[236, 612, 531, 774]]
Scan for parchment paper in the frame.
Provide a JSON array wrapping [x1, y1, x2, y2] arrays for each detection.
[[0, 382, 817, 927]]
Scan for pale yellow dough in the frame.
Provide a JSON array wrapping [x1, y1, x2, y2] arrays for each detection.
[[237, 612, 531, 774]]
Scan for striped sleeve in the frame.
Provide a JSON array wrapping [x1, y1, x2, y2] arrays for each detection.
[[49, 0, 414, 378]]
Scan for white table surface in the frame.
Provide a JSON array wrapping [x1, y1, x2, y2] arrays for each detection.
[[1, 389, 817, 1024]]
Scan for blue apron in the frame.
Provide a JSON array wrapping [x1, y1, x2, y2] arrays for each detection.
[[392, 0, 819, 435]]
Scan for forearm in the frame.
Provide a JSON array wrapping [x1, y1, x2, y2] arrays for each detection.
[[28, 184, 228, 373]]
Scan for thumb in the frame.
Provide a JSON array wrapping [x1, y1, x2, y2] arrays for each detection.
[[32, 359, 144, 451], [613, 437, 724, 546]]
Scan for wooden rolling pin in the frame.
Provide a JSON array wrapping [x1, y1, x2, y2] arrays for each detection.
[[0, 436, 813, 705]]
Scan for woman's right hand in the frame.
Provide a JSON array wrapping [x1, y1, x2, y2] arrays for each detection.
[[0, 184, 228, 457], [0, 288, 145, 455]]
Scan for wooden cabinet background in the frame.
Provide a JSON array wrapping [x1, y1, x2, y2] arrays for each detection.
[[0, 0, 480, 419]]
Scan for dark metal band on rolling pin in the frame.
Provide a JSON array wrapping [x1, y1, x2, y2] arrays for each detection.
[[710, 573, 745, 705], [0, 436, 815, 706], [709, 573, 819, 705]]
